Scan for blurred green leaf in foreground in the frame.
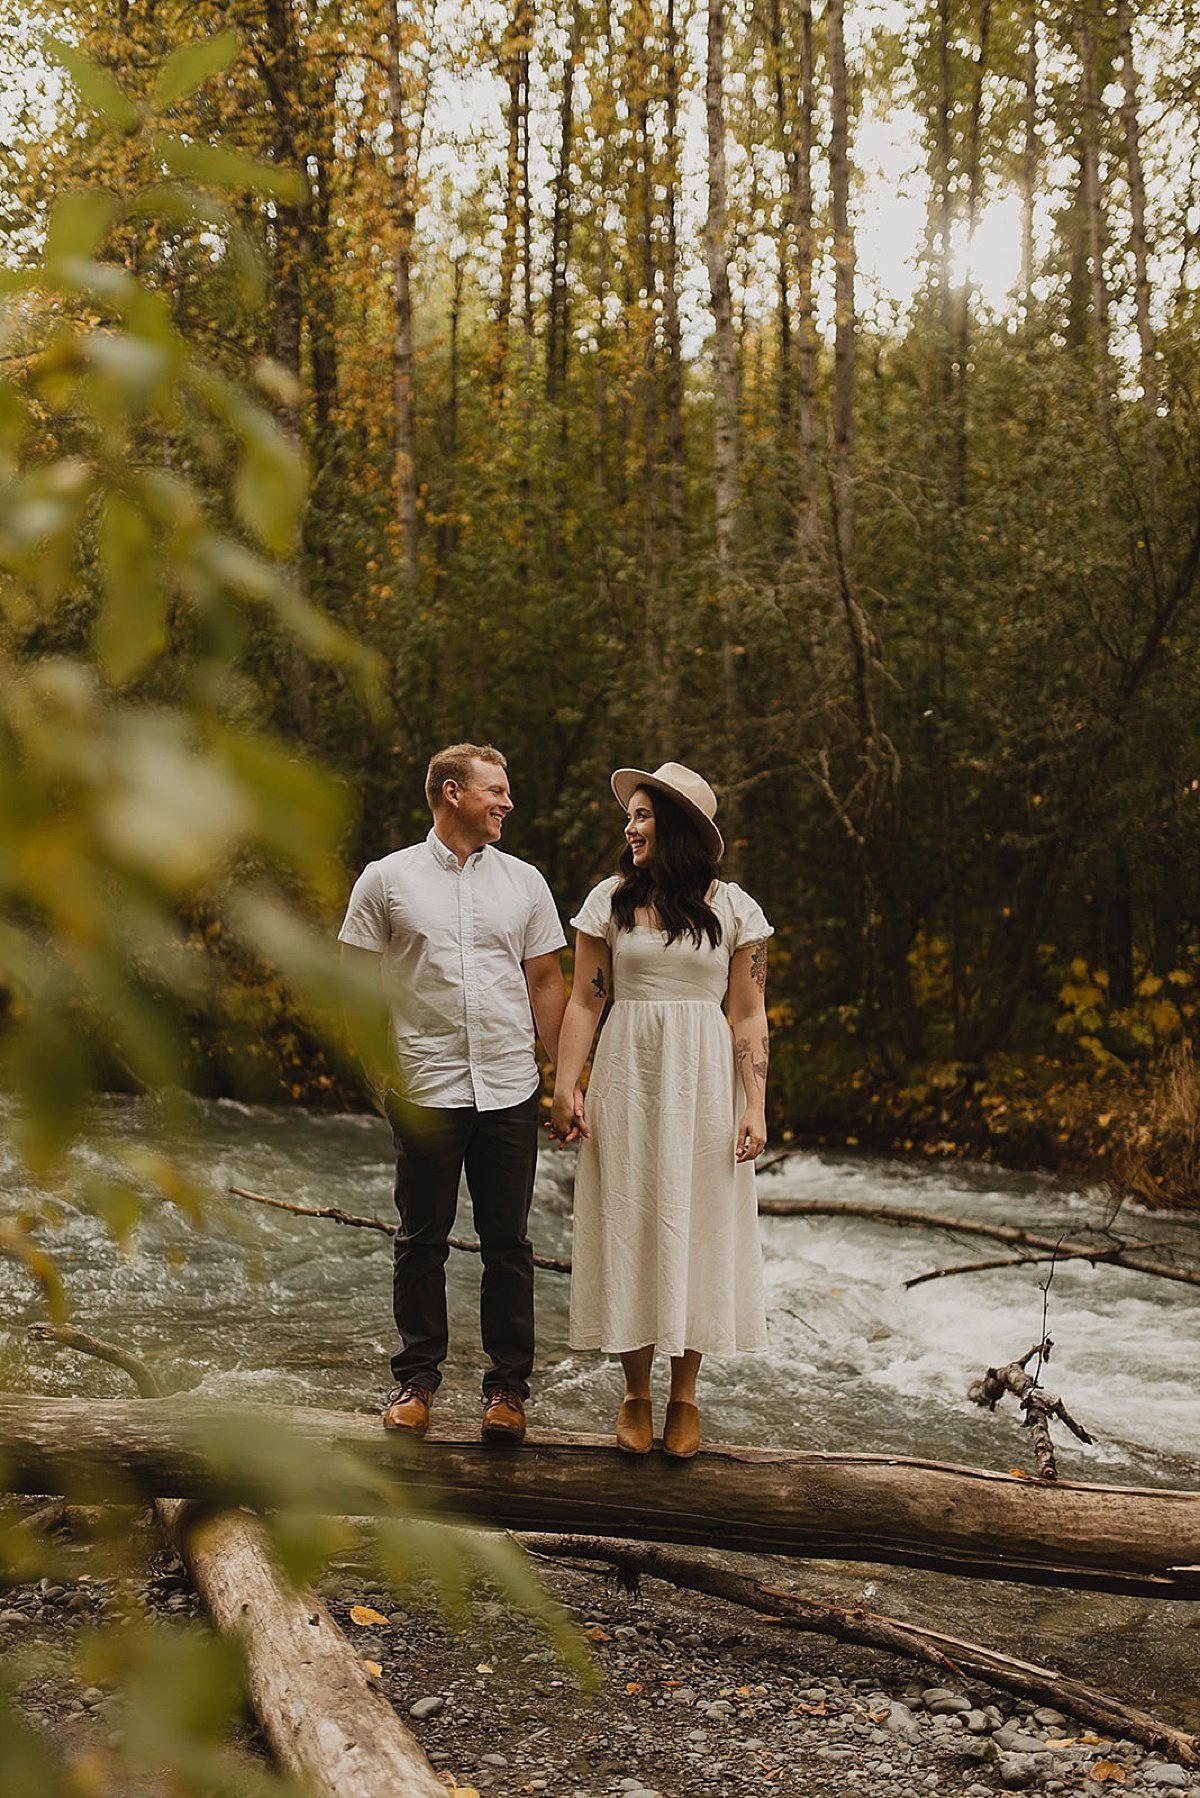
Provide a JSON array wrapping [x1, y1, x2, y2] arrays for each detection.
[[0, 28, 580, 1798]]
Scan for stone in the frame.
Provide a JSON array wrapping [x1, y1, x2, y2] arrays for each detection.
[[408, 1695, 446, 1721], [479, 1754, 508, 1767], [1032, 1707, 1068, 1728], [993, 1727, 1047, 1755], [928, 1695, 972, 1715], [885, 1702, 922, 1744], [995, 1752, 1036, 1789], [1142, 1767, 1189, 1789]]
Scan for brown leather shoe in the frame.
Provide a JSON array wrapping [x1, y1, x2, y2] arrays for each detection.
[[481, 1387, 526, 1442], [662, 1400, 700, 1459], [615, 1397, 653, 1455], [382, 1383, 433, 1435]]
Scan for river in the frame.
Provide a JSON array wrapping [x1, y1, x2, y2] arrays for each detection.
[[2, 1093, 1198, 1723]]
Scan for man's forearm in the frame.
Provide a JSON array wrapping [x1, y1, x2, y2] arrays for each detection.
[[530, 976, 567, 1064]]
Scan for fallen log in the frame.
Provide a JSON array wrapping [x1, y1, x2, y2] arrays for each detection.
[[1, 1397, 1198, 1598], [28, 1329, 443, 1798], [755, 1197, 1200, 1292], [518, 1533, 1199, 1766], [160, 1499, 445, 1798]]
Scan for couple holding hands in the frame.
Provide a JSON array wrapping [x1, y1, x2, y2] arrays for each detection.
[[339, 746, 772, 1460]]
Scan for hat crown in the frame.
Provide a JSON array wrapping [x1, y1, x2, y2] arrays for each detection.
[[644, 762, 717, 822]]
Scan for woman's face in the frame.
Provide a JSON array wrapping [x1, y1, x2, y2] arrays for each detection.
[[624, 788, 656, 869]]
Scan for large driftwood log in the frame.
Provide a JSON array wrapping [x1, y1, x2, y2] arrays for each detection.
[[1, 1397, 1198, 1598], [28, 1329, 442, 1798], [755, 1196, 1200, 1291], [160, 1499, 444, 1798], [518, 1533, 1198, 1765]]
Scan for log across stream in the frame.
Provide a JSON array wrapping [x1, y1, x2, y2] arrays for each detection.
[[1, 1397, 1198, 1599]]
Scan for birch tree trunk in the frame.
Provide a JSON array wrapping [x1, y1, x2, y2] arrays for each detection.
[[1116, 0, 1158, 490], [385, 0, 420, 594], [705, 0, 741, 838], [1021, 3, 1038, 329], [828, 0, 857, 588], [951, 0, 992, 509], [794, 0, 817, 550], [1078, 0, 1112, 432], [491, 1, 526, 396], [546, 6, 580, 409]]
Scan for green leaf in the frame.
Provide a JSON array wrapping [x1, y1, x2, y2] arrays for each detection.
[[156, 133, 304, 202], [97, 492, 168, 683], [44, 189, 117, 266], [47, 40, 140, 131], [151, 29, 241, 110], [231, 406, 305, 553]]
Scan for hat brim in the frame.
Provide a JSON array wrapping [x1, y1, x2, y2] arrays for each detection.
[[610, 767, 724, 859]]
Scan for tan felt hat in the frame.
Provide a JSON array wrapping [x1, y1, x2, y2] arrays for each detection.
[[610, 761, 724, 858]]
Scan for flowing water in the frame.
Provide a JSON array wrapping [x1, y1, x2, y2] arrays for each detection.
[[2, 1093, 1199, 1722]]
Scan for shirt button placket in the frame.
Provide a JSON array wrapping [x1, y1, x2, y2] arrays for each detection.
[[461, 858, 483, 1104]]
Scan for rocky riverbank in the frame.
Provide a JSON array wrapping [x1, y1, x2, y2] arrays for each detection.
[[3, 1512, 1198, 1797]]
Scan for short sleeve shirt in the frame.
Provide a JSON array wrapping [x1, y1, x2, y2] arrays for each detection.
[[339, 829, 566, 1109]]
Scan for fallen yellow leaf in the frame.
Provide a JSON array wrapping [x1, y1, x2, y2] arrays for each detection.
[[349, 1605, 389, 1627], [475, 1663, 493, 1675], [1089, 1763, 1128, 1784], [361, 1660, 382, 1678], [625, 1681, 642, 1694], [585, 1625, 612, 1642]]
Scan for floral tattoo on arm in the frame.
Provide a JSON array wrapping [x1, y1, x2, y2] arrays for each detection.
[[750, 940, 768, 993], [735, 1034, 770, 1091]]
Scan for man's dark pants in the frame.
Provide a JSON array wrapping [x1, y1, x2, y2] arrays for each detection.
[[386, 1090, 539, 1398]]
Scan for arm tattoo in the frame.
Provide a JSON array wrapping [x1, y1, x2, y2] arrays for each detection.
[[735, 1034, 769, 1089], [591, 965, 607, 1000], [750, 940, 768, 992]]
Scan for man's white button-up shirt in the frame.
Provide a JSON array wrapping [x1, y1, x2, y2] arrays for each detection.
[[338, 829, 566, 1110]]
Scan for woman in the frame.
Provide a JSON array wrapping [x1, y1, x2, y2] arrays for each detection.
[[550, 761, 773, 1458]]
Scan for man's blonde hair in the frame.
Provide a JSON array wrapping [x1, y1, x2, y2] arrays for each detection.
[[424, 743, 507, 812]]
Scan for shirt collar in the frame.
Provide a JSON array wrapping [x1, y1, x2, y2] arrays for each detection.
[[426, 826, 485, 870]]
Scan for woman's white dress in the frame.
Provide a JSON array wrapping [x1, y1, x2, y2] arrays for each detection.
[[567, 877, 773, 1358]]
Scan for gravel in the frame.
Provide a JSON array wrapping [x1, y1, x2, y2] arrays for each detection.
[[3, 1509, 1199, 1798]]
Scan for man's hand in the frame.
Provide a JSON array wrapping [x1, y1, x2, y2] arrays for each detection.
[[548, 1086, 588, 1144]]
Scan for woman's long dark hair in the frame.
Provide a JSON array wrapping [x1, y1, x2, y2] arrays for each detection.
[[611, 787, 722, 948]]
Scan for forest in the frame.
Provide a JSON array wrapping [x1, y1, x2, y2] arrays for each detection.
[[3, 8, 1200, 1793], [3, 0, 1200, 1185]]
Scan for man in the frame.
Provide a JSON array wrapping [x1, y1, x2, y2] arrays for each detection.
[[339, 744, 566, 1442]]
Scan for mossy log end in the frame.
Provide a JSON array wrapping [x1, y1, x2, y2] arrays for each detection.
[[0, 1397, 1197, 1599]]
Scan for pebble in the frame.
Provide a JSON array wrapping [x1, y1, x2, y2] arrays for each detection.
[[1143, 1768, 1190, 1789], [408, 1694, 446, 1721], [993, 1725, 1047, 1754]]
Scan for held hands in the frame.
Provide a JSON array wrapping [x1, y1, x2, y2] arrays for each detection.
[[736, 1107, 767, 1163], [547, 1086, 588, 1145]]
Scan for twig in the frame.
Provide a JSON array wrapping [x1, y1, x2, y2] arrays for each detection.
[[905, 1245, 1127, 1289], [757, 1197, 1200, 1290], [968, 1338, 1094, 1482], [227, 1185, 572, 1274], [516, 1533, 1198, 1766]]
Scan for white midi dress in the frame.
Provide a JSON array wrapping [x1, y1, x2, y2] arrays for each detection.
[[567, 877, 774, 1358]]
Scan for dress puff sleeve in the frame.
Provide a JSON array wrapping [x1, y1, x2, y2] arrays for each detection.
[[570, 876, 620, 943], [722, 881, 775, 953]]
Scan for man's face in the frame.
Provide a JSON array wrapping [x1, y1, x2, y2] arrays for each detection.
[[451, 758, 513, 847]]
